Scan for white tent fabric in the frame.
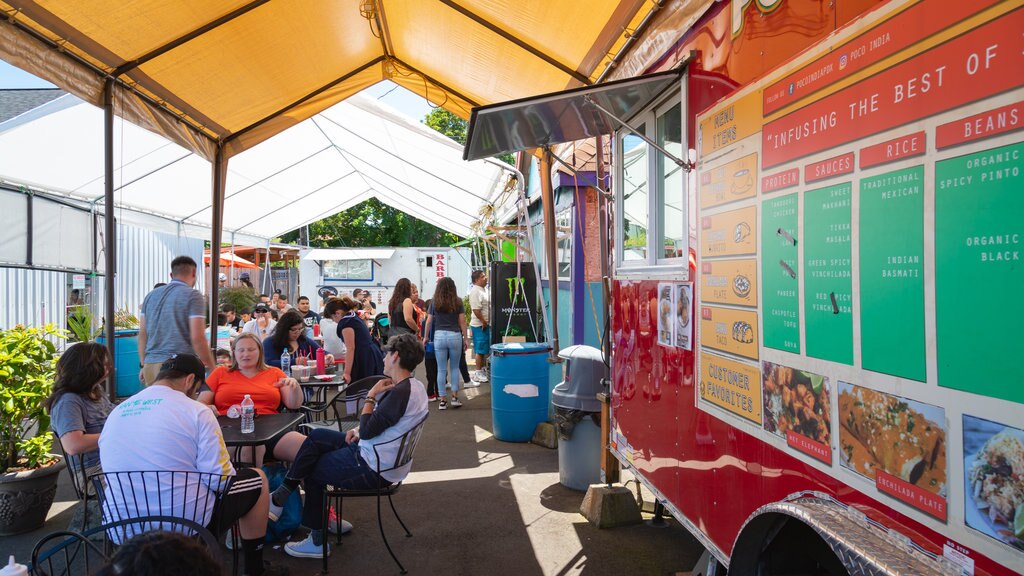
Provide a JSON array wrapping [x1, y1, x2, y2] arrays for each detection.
[[304, 248, 396, 261], [0, 92, 509, 238]]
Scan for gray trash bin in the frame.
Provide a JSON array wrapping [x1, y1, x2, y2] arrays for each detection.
[[552, 345, 605, 491]]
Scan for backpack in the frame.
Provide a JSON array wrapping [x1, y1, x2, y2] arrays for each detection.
[[261, 463, 302, 542]]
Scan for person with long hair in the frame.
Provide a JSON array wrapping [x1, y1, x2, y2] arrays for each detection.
[[387, 278, 419, 340], [424, 277, 467, 410], [198, 332, 303, 416], [324, 296, 383, 384], [262, 310, 333, 369], [45, 342, 114, 476]]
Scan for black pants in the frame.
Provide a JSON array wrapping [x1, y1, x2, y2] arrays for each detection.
[[425, 352, 470, 396]]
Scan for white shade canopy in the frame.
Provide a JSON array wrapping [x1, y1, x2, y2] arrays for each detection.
[[0, 91, 510, 238]]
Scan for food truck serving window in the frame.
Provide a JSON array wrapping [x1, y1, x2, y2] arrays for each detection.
[[615, 85, 690, 274]]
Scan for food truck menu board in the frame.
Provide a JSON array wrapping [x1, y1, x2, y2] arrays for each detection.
[[695, 0, 1024, 567]]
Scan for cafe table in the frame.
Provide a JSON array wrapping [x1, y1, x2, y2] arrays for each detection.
[[218, 412, 303, 465]]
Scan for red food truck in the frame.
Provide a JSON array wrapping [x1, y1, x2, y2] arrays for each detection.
[[467, 0, 1023, 573]]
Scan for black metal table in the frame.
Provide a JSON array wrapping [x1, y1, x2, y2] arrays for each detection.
[[218, 412, 304, 447], [298, 373, 348, 405]]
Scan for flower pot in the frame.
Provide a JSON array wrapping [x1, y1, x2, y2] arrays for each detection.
[[0, 457, 66, 535]]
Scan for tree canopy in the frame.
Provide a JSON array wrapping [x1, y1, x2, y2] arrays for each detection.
[[279, 197, 460, 247]]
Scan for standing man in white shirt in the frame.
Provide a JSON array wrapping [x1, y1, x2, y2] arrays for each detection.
[[468, 270, 491, 382], [242, 304, 277, 340]]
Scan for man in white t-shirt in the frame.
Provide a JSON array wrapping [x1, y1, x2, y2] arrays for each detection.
[[242, 304, 277, 340], [468, 270, 491, 382], [99, 354, 287, 576]]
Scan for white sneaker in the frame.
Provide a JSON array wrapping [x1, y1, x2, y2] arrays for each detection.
[[471, 371, 488, 383], [438, 399, 448, 410], [450, 396, 463, 408], [268, 499, 283, 522], [284, 533, 329, 559]]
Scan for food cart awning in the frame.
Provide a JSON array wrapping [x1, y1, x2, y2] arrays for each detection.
[[464, 69, 681, 160], [0, 0, 682, 162], [303, 248, 396, 262]]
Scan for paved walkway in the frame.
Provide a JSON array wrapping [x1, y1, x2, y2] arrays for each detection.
[[10, 371, 704, 575]]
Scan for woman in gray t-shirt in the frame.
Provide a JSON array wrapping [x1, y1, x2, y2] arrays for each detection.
[[45, 342, 114, 475]]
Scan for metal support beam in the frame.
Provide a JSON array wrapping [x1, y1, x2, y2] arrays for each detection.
[[539, 148, 561, 361], [103, 78, 117, 401], [584, 95, 691, 170], [439, 0, 591, 85], [209, 145, 227, 353]]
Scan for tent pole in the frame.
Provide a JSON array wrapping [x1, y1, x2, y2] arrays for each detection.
[[230, 232, 236, 283], [103, 77, 117, 401], [540, 147, 561, 361], [210, 144, 226, 354]]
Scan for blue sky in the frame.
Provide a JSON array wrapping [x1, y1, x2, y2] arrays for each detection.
[[0, 60, 434, 122]]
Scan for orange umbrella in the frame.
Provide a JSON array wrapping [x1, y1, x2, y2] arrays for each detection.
[[203, 251, 259, 269]]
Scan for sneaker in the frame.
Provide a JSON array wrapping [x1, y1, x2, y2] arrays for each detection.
[[284, 533, 329, 559], [438, 399, 448, 410], [450, 396, 463, 408], [268, 499, 283, 523], [327, 516, 354, 535], [428, 394, 438, 402], [247, 560, 289, 576], [472, 370, 490, 383]]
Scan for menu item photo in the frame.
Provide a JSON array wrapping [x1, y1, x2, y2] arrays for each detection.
[[964, 415, 1024, 551], [838, 384, 947, 495], [762, 362, 831, 446]]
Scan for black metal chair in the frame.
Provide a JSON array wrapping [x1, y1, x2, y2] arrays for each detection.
[[300, 375, 385, 433], [52, 433, 93, 530], [88, 470, 239, 574], [320, 413, 429, 574], [29, 516, 219, 576]]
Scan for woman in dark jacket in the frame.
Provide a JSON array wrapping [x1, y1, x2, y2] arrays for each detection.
[[263, 309, 332, 368]]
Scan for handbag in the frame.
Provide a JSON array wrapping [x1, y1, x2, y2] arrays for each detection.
[[423, 302, 436, 356]]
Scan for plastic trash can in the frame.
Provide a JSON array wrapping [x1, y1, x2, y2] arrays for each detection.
[[552, 345, 605, 491], [96, 329, 142, 398], [491, 342, 552, 442]]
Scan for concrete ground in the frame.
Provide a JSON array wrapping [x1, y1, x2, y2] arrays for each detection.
[[8, 369, 704, 575]]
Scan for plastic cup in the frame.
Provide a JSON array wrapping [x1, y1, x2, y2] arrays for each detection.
[[226, 404, 242, 418]]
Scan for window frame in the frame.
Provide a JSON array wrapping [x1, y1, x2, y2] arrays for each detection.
[[614, 73, 690, 278]]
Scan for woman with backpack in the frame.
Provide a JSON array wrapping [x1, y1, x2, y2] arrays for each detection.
[[423, 277, 467, 410]]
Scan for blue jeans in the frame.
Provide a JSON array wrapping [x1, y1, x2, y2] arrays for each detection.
[[434, 330, 463, 396], [286, 428, 389, 529]]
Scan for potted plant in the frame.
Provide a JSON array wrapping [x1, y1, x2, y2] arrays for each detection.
[[0, 323, 66, 535]]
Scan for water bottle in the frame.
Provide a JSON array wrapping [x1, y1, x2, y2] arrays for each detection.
[[0, 556, 28, 576], [240, 394, 255, 434], [280, 350, 291, 376]]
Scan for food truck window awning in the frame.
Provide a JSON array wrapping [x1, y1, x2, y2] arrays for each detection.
[[304, 248, 396, 262], [463, 69, 681, 161]]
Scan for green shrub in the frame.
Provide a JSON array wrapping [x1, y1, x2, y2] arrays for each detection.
[[0, 324, 64, 472]]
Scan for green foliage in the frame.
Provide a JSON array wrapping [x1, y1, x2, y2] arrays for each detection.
[[281, 198, 461, 248], [114, 307, 139, 330], [67, 308, 100, 342], [423, 108, 514, 165], [218, 286, 258, 313], [0, 324, 64, 472]]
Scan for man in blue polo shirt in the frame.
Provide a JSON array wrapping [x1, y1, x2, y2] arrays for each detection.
[[137, 256, 215, 385]]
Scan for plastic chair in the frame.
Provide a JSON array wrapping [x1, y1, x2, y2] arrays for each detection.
[[88, 470, 239, 574], [300, 375, 385, 433], [29, 516, 219, 576], [320, 414, 429, 574]]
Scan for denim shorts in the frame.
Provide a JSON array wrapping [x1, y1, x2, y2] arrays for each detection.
[[471, 326, 490, 355]]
